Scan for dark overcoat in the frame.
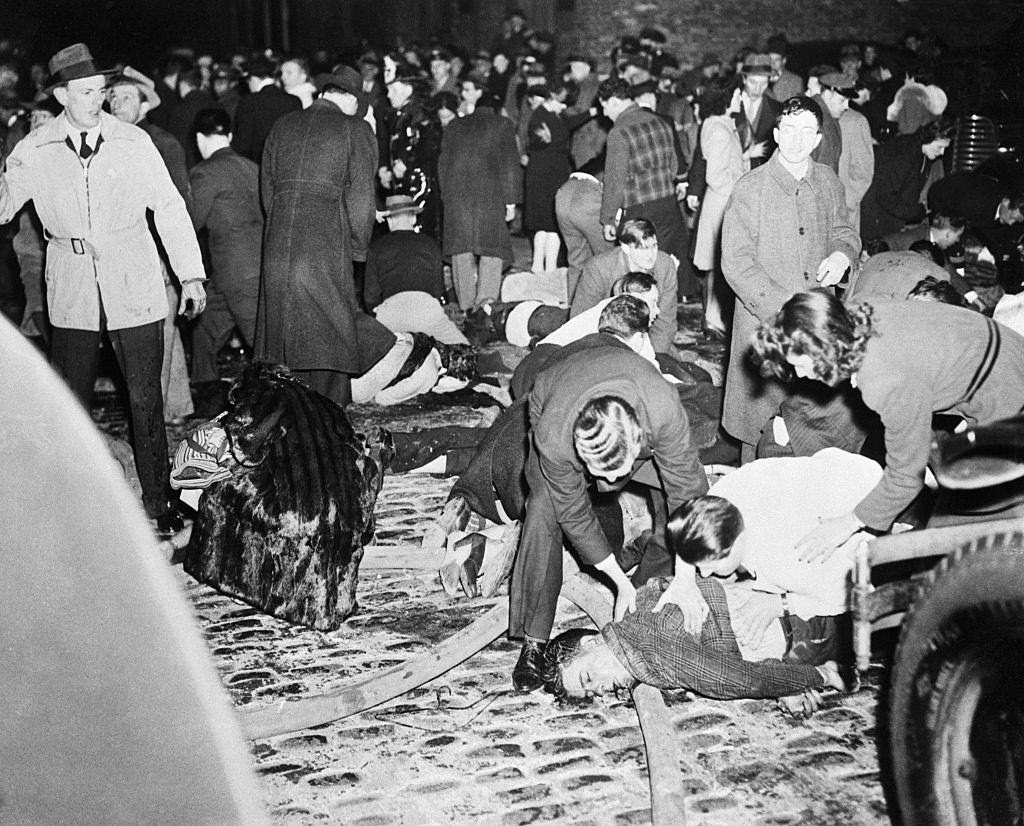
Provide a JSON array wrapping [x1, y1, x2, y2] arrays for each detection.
[[437, 107, 518, 261], [257, 100, 391, 374]]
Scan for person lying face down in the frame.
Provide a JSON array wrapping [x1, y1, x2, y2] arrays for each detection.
[[542, 577, 846, 702]]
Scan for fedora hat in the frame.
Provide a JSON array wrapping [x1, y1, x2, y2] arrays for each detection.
[[381, 195, 423, 217], [314, 65, 363, 97], [107, 65, 162, 108], [741, 53, 774, 76], [46, 43, 116, 92]]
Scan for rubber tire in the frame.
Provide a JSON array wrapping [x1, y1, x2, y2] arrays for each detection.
[[889, 529, 1024, 826]]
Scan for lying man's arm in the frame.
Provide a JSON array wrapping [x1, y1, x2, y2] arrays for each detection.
[[602, 578, 824, 699]]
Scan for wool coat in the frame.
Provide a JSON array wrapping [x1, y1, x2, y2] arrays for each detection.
[[437, 107, 519, 261], [257, 100, 393, 374], [693, 115, 745, 271], [859, 134, 933, 241], [851, 299, 1024, 529], [837, 108, 874, 233], [0, 111, 205, 331], [721, 152, 860, 444], [232, 84, 301, 165], [734, 94, 781, 170]]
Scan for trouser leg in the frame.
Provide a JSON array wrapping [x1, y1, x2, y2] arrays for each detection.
[[51, 325, 103, 409], [191, 283, 236, 383], [509, 453, 568, 642], [629, 486, 673, 586], [108, 320, 172, 518], [451, 252, 477, 312], [476, 256, 504, 308], [292, 368, 352, 408], [220, 275, 261, 350]]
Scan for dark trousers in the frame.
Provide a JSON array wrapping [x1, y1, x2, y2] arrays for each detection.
[[51, 313, 171, 518], [292, 368, 352, 408], [509, 449, 673, 641], [191, 276, 259, 383]]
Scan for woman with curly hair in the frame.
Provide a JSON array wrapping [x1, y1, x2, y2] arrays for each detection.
[[752, 289, 1024, 558]]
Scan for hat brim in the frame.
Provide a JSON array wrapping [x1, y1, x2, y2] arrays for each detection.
[[741, 67, 773, 77], [44, 66, 119, 95]]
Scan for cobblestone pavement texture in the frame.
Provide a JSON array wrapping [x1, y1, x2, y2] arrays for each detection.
[[89, 265, 893, 824]]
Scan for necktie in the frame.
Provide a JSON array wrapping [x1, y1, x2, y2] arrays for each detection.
[[79, 132, 92, 160]]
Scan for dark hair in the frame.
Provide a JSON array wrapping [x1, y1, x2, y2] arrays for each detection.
[[778, 96, 823, 131], [542, 628, 603, 700], [573, 396, 642, 473], [598, 294, 651, 337], [526, 83, 550, 100], [628, 79, 658, 100], [697, 75, 739, 118], [752, 289, 875, 386], [667, 496, 744, 566], [616, 270, 658, 295], [430, 90, 460, 116], [597, 76, 631, 102], [178, 67, 204, 90], [907, 276, 967, 306], [908, 239, 946, 267], [929, 211, 966, 231], [618, 217, 657, 246], [194, 107, 231, 136], [916, 116, 956, 146], [639, 27, 667, 44]]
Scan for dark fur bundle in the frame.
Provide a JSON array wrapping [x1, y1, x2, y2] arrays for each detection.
[[183, 364, 394, 630]]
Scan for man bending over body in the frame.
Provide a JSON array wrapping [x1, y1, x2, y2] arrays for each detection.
[[543, 449, 880, 704]]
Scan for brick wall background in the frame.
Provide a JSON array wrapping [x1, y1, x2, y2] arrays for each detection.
[[557, 0, 913, 71]]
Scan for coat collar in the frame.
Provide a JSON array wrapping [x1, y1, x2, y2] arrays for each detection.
[[766, 149, 826, 194], [36, 110, 137, 148]]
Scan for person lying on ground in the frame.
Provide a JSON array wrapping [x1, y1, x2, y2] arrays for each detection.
[[542, 576, 848, 716]]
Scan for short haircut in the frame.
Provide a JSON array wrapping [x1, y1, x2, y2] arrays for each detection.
[[541, 629, 602, 701], [666, 496, 744, 566], [908, 239, 946, 267], [777, 96, 823, 131], [697, 75, 739, 118], [178, 67, 204, 89], [598, 294, 650, 337], [194, 107, 231, 136], [929, 211, 966, 231], [766, 33, 789, 57], [429, 90, 459, 115], [916, 116, 956, 145], [573, 396, 642, 473], [618, 217, 657, 246], [639, 27, 667, 44], [597, 76, 631, 103], [615, 270, 658, 295], [907, 276, 967, 307]]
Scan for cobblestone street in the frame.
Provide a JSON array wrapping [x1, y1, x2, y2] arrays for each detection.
[[91, 287, 895, 825]]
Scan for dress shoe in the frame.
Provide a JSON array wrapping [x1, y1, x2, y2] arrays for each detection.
[[512, 639, 548, 692], [154, 509, 185, 539]]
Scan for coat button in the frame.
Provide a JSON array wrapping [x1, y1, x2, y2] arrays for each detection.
[[799, 227, 805, 235]]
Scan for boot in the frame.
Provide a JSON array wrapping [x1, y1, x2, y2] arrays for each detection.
[[512, 639, 548, 692]]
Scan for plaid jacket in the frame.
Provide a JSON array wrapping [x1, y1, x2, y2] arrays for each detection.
[[601, 104, 678, 225], [602, 577, 823, 698]]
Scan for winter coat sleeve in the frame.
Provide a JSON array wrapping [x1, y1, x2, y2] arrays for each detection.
[[569, 254, 609, 318], [600, 125, 628, 225], [821, 168, 862, 264], [143, 138, 205, 283], [649, 254, 678, 354], [0, 139, 34, 225], [346, 120, 379, 263], [499, 118, 519, 206]]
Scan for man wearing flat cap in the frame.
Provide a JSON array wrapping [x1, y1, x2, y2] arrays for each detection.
[[0, 43, 207, 536], [257, 66, 393, 408], [818, 72, 873, 233], [231, 53, 300, 165]]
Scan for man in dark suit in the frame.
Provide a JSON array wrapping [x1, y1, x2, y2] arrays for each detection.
[[168, 67, 219, 169], [734, 54, 782, 170], [189, 108, 262, 392], [232, 54, 301, 165]]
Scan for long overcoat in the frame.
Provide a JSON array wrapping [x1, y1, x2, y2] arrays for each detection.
[[437, 107, 518, 261], [257, 100, 391, 374], [720, 152, 860, 444]]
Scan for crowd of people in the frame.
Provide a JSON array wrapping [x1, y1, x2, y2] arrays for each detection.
[[3, 9, 1024, 712]]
